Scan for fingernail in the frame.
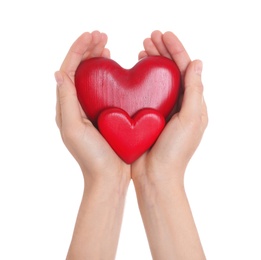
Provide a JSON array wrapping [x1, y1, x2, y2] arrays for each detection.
[[194, 60, 203, 76], [55, 71, 64, 87]]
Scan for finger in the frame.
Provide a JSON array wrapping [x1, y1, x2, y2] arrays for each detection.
[[101, 48, 111, 58], [87, 31, 108, 58], [162, 31, 191, 77], [55, 87, 61, 129], [179, 60, 204, 119], [201, 97, 208, 128], [150, 30, 172, 59], [55, 70, 83, 129], [143, 38, 160, 56], [138, 50, 148, 60], [60, 32, 92, 81]]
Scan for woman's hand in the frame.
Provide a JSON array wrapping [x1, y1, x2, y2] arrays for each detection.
[[131, 30, 207, 260], [55, 31, 131, 260], [55, 31, 131, 188], [132, 30, 208, 185]]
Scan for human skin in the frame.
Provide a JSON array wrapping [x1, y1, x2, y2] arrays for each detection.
[[55, 31, 131, 260], [55, 30, 207, 260], [132, 30, 208, 260]]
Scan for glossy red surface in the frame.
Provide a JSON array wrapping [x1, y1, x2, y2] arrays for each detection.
[[75, 56, 181, 163], [98, 108, 165, 164]]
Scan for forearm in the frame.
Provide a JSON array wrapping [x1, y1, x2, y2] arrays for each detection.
[[134, 176, 206, 260], [66, 181, 129, 260]]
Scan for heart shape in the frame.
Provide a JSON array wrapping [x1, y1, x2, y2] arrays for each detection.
[[75, 56, 181, 125], [98, 108, 165, 164], [75, 56, 181, 163]]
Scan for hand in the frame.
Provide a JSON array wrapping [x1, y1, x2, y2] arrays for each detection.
[[55, 31, 131, 260], [131, 30, 207, 260], [55, 31, 131, 188], [132, 30, 208, 184]]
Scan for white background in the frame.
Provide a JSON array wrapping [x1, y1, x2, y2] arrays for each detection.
[[0, 0, 261, 259]]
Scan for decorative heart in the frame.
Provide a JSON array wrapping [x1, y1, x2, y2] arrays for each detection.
[[75, 56, 181, 125], [75, 56, 181, 163], [98, 108, 165, 164]]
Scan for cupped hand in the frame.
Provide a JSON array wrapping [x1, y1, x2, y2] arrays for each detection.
[[132, 30, 208, 184], [55, 31, 130, 187]]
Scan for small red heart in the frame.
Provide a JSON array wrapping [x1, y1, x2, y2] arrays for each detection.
[[75, 56, 180, 125], [98, 108, 165, 164]]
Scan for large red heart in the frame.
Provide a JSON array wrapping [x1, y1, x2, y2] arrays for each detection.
[[98, 108, 165, 164], [75, 56, 181, 163], [75, 56, 181, 124]]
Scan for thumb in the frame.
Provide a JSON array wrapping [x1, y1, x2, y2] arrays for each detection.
[[55, 71, 82, 128], [180, 60, 204, 119]]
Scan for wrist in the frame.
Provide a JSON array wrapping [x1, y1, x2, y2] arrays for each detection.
[[83, 172, 130, 201], [133, 167, 186, 205]]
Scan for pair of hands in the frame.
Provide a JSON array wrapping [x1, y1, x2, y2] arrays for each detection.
[[55, 30, 208, 190]]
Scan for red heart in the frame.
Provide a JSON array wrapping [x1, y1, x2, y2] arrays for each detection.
[[98, 108, 165, 164], [75, 56, 180, 163], [75, 56, 180, 125]]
